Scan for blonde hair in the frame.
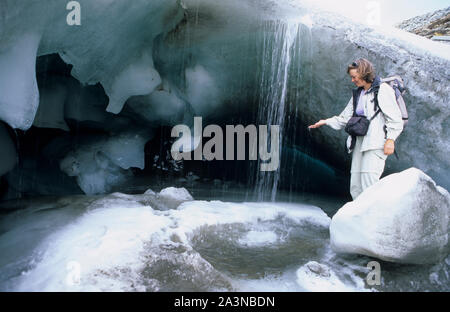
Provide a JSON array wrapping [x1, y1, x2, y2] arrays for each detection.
[[347, 58, 375, 83]]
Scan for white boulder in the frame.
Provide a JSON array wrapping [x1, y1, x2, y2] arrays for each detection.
[[159, 187, 194, 202], [140, 187, 194, 211], [330, 168, 450, 264], [158, 187, 194, 210]]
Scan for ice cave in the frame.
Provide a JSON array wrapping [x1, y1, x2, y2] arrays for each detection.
[[0, 0, 449, 292]]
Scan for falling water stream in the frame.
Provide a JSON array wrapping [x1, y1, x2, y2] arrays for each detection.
[[255, 20, 300, 202]]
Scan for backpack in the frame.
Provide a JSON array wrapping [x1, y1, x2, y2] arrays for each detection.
[[352, 76, 408, 127], [379, 76, 409, 127]]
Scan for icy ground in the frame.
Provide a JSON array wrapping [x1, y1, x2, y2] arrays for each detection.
[[0, 191, 448, 292]]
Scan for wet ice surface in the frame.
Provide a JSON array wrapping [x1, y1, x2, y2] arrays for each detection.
[[0, 191, 448, 292]]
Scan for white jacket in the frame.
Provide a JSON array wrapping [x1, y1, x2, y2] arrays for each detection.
[[325, 83, 404, 153]]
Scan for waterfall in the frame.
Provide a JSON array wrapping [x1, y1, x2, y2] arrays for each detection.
[[254, 20, 300, 201]]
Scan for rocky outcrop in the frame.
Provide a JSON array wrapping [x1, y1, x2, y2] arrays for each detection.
[[330, 168, 450, 265], [396, 7, 450, 39]]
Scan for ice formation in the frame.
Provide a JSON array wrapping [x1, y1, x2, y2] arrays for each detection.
[[0, 0, 448, 194], [185, 65, 221, 117], [105, 53, 162, 114], [0, 33, 40, 130], [0, 193, 336, 291], [238, 230, 279, 247], [59, 131, 153, 195]]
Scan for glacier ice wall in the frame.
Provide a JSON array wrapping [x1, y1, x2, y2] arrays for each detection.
[[0, 0, 448, 194], [289, 6, 450, 189]]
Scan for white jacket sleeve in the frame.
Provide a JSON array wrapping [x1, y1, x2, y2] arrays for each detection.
[[377, 83, 404, 141], [325, 97, 354, 130]]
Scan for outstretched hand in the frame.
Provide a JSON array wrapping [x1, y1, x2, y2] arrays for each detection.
[[308, 120, 327, 129], [384, 139, 395, 155]]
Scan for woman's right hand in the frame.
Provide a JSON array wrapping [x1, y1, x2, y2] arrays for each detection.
[[308, 120, 327, 129]]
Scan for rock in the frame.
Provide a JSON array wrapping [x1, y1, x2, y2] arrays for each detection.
[[305, 261, 331, 278], [159, 187, 194, 202], [296, 261, 360, 291], [330, 168, 450, 264], [141, 187, 194, 210], [143, 188, 156, 196], [396, 7, 450, 38]]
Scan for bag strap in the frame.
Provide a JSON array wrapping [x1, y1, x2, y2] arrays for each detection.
[[370, 87, 382, 121], [345, 135, 357, 154], [354, 86, 382, 120], [352, 88, 364, 117]]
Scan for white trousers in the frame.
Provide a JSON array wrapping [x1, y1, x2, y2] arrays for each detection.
[[350, 136, 388, 200]]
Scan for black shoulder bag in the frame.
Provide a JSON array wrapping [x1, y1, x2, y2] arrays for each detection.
[[345, 87, 381, 150]]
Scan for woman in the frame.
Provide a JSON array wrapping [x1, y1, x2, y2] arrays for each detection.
[[309, 58, 403, 200]]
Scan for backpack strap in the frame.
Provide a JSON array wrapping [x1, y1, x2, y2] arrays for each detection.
[[347, 88, 364, 154], [370, 86, 382, 121], [373, 86, 388, 138]]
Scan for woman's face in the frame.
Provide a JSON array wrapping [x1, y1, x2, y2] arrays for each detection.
[[349, 69, 365, 88]]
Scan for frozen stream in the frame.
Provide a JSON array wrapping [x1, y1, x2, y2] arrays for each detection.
[[0, 190, 448, 292]]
